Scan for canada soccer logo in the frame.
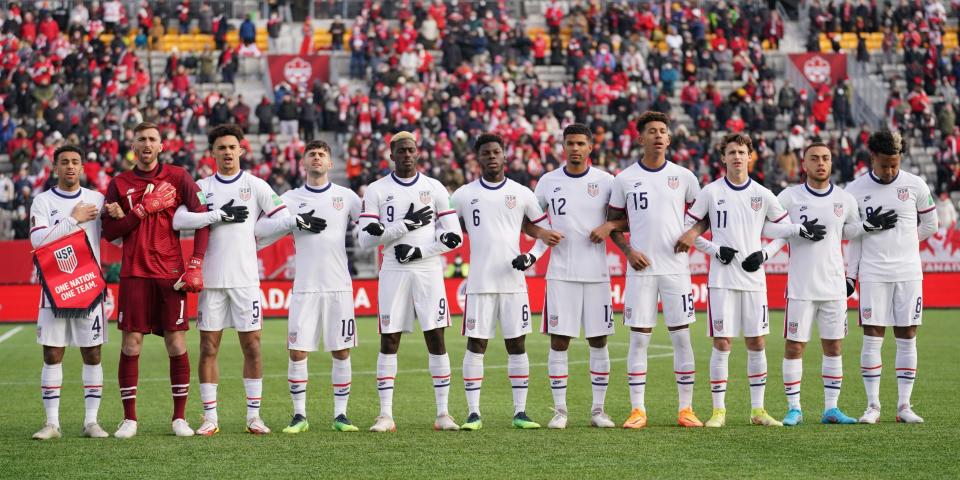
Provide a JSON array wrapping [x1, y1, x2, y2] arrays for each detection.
[[802, 55, 832, 84], [863, 308, 872, 320], [505, 195, 517, 209], [587, 183, 599, 197], [751, 196, 762, 211], [898, 188, 909, 202], [239, 186, 252, 201], [283, 57, 313, 86], [54, 245, 77, 274], [834, 202, 844, 217], [333, 196, 344, 210], [667, 176, 679, 190], [419, 190, 432, 205]]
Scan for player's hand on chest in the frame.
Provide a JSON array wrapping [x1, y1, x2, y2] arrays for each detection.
[[382, 188, 433, 223]]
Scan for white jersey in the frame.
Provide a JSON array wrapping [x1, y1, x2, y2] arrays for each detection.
[[777, 183, 860, 300], [534, 166, 614, 282], [197, 171, 284, 288], [845, 170, 936, 282], [687, 177, 788, 291], [359, 172, 456, 271], [609, 160, 700, 276], [451, 177, 547, 294], [282, 183, 361, 293]]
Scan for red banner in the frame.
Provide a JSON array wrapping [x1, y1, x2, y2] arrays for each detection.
[[789, 52, 848, 87], [266, 54, 330, 91], [33, 230, 106, 317]]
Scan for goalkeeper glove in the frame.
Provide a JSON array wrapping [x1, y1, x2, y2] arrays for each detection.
[[402, 204, 433, 231], [864, 206, 897, 232], [296, 209, 326, 233], [741, 250, 768, 272], [511, 253, 537, 271], [133, 182, 177, 219], [219, 199, 248, 223], [394, 244, 422, 263], [716, 246, 738, 265], [799, 218, 826, 241], [174, 256, 204, 292]]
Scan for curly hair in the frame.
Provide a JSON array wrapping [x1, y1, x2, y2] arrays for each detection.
[[867, 130, 903, 156]]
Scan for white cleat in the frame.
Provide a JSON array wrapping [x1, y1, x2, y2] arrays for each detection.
[[433, 414, 460, 431], [172, 418, 195, 437], [32, 424, 61, 440], [896, 405, 924, 424], [859, 405, 881, 424], [547, 408, 568, 429], [590, 409, 616, 428], [369, 415, 397, 433], [246, 417, 271, 434], [82, 422, 109, 438], [114, 419, 138, 439], [195, 419, 220, 436]]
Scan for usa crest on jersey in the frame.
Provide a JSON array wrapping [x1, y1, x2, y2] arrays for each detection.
[[239, 186, 252, 201], [505, 195, 516, 209], [54, 245, 78, 273], [751, 196, 762, 211], [587, 183, 599, 197], [333, 196, 344, 210], [834, 202, 844, 217], [897, 188, 909, 202], [419, 190, 432, 205], [667, 176, 679, 189], [862, 308, 872, 320]]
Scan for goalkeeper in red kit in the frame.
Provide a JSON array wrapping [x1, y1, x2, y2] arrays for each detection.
[[102, 122, 210, 438]]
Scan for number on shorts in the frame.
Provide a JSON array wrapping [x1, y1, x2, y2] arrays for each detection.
[[438, 298, 447, 316], [522, 304, 530, 323], [681, 293, 694, 313], [472, 209, 480, 227], [178, 300, 185, 322], [341, 318, 355, 337], [252, 300, 261, 320], [603, 304, 613, 327], [386, 205, 395, 222], [915, 297, 922, 314], [92, 316, 101, 334]]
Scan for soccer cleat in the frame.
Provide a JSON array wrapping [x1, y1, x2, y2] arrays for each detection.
[[433, 414, 460, 431], [369, 415, 396, 433], [246, 417, 271, 434], [282, 414, 310, 434], [512, 412, 540, 429], [196, 419, 220, 436], [677, 407, 703, 427], [782, 408, 803, 426], [705, 408, 726, 428], [590, 409, 616, 428], [172, 418, 195, 437], [114, 419, 138, 439], [821, 407, 857, 424], [461, 413, 483, 431], [859, 405, 881, 424], [896, 405, 924, 424], [750, 408, 784, 426], [333, 414, 359, 432], [623, 408, 648, 429], [547, 408, 568, 429], [82, 422, 109, 438], [32, 424, 61, 440]]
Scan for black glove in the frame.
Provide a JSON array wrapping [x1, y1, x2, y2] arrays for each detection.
[[363, 222, 385, 236], [395, 244, 422, 263], [846, 277, 856, 297], [219, 199, 249, 223], [511, 253, 537, 271], [716, 246, 738, 265], [799, 218, 826, 241], [403, 204, 433, 231], [296, 209, 326, 233], [864, 206, 898, 232], [439, 232, 462, 249], [741, 250, 768, 272]]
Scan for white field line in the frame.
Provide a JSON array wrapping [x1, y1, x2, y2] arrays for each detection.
[[0, 326, 23, 345]]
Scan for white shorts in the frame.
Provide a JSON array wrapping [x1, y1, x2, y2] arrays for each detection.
[[288, 291, 357, 352], [36, 304, 107, 348], [462, 293, 532, 340], [707, 288, 769, 338], [378, 268, 450, 334], [623, 274, 696, 328], [858, 281, 923, 327], [784, 299, 847, 342], [542, 280, 615, 338], [197, 287, 263, 332]]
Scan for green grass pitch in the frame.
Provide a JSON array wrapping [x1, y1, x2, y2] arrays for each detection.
[[1, 311, 957, 479]]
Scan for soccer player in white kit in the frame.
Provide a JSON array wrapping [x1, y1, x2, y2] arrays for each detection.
[[765, 142, 896, 426], [535, 124, 619, 429], [172, 124, 284, 435], [450, 133, 563, 431], [254, 140, 362, 433], [357, 131, 464, 432], [845, 130, 938, 424], [605, 111, 704, 429], [30, 145, 108, 440], [681, 133, 825, 428]]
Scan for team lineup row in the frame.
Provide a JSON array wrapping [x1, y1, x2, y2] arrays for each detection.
[[28, 114, 935, 439]]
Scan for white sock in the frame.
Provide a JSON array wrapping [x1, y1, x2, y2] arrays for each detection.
[[548, 349, 568, 411], [669, 328, 696, 410], [710, 348, 730, 409], [507, 353, 529, 415], [462, 351, 484, 415], [429, 353, 451, 416], [589, 346, 610, 411], [861, 335, 883, 408], [627, 331, 651, 409], [288, 358, 308, 417], [747, 350, 768, 409], [895, 337, 917, 408], [200, 382, 218, 423], [376, 353, 397, 418], [41, 363, 62, 428], [332, 357, 351, 417], [782, 358, 802, 410], [82, 363, 103, 425], [243, 378, 262, 421], [823, 355, 843, 411]]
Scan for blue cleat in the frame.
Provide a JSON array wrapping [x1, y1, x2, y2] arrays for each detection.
[[782, 408, 803, 426], [821, 407, 857, 424]]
